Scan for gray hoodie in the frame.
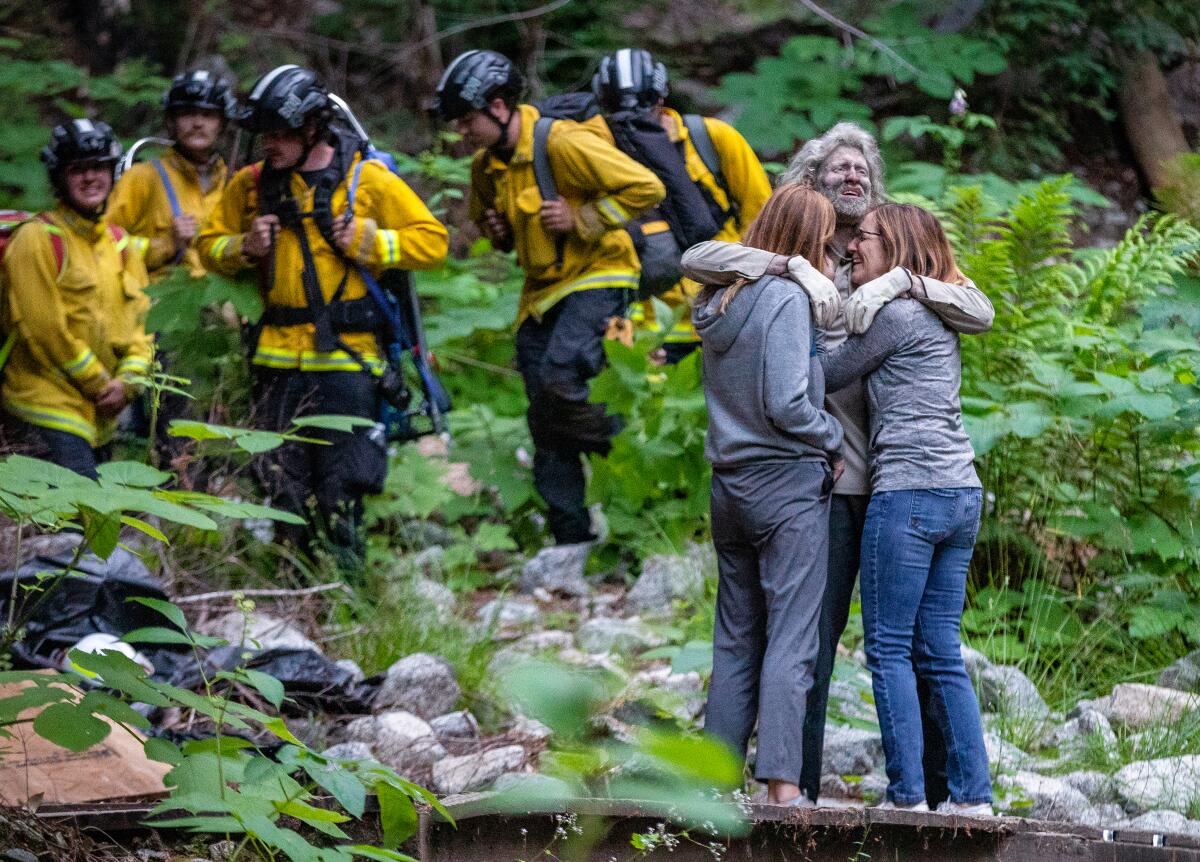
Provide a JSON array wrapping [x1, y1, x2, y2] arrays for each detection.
[[694, 275, 843, 468]]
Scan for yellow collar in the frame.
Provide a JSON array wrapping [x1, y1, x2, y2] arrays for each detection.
[[484, 103, 539, 173], [54, 205, 107, 243]]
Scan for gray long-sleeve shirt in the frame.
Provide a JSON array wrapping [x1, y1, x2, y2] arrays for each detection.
[[681, 240, 993, 495], [821, 299, 980, 492], [693, 275, 843, 468]]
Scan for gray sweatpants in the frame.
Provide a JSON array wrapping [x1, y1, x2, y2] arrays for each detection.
[[705, 459, 832, 784]]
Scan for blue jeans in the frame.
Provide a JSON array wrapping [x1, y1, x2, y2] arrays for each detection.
[[861, 487, 991, 805]]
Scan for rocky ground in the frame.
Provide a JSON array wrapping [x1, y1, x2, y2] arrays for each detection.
[[209, 536, 1200, 839]]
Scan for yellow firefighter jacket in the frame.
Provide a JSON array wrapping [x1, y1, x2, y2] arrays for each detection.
[[1, 207, 153, 445], [586, 108, 770, 344], [197, 151, 449, 373], [468, 104, 666, 328], [107, 147, 227, 279]]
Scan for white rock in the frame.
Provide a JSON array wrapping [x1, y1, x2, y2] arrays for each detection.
[[374, 653, 460, 719], [514, 630, 575, 653], [334, 659, 365, 683], [510, 716, 553, 741], [1062, 770, 1117, 804], [630, 667, 706, 721], [625, 544, 712, 614], [576, 617, 663, 655], [322, 741, 374, 761], [430, 710, 479, 740], [349, 711, 446, 770], [1159, 650, 1200, 693], [1092, 684, 1200, 728], [974, 664, 1049, 719], [518, 542, 592, 597], [477, 598, 540, 628], [413, 577, 456, 621], [201, 610, 320, 653], [960, 644, 991, 677], [1126, 810, 1200, 837], [821, 725, 884, 775], [984, 730, 1034, 772], [1043, 708, 1117, 754], [1115, 756, 1200, 813], [996, 771, 1099, 823], [432, 745, 527, 795]]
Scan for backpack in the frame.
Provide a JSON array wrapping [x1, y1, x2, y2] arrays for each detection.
[[0, 211, 128, 372], [531, 95, 734, 299]]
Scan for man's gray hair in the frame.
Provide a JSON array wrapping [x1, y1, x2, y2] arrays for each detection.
[[779, 121, 886, 205]]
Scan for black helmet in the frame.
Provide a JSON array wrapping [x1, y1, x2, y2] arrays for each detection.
[[41, 119, 123, 177], [433, 50, 524, 121], [235, 64, 330, 133], [163, 69, 236, 117], [592, 48, 668, 113]]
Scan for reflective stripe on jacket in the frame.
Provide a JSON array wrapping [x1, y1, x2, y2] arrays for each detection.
[[1, 207, 153, 444]]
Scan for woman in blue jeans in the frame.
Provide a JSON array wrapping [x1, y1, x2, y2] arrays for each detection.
[[821, 203, 991, 815]]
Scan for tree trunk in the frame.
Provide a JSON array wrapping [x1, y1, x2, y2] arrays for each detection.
[[1118, 51, 1191, 191]]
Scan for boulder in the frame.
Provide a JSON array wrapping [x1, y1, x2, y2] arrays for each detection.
[[1062, 770, 1119, 805], [1114, 756, 1200, 813], [576, 617, 663, 655], [625, 544, 712, 614], [996, 771, 1099, 823], [983, 731, 1034, 772], [201, 610, 320, 653], [430, 710, 480, 740], [1093, 803, 1128, 826], [960, 644, 991, 677], [334, 659, 365, 683], [374, 653, 460, 719], [1043, 708, 1118, 754], [826, 679, 878, 726], [1127, 810, 1200, 837], [630, 666, 706, 722], [1092, 683, 1200, 728], [413, 577, 456, 620], [518, 542, 591, 597], [514, 630, 575, 653], [1159, 650, 1200, 693], [347, 711, 446, 769], [974, 664, 1050, 719], [510, 716, 553, 742], [432, 745, 527, 795], [821, 725, 884, 776], [322, 741, 375, 761], [477, 598, 540, 628]]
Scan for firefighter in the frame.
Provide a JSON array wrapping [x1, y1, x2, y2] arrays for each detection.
[[108, 69, 235, 278], [1, 119, 153, 478], [198, 65, 448, 567], [591, 48, 770, 363], [434, 50, 665, 546]]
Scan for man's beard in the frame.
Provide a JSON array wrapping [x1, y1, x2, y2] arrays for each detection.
[[820, 177, 872, 222]]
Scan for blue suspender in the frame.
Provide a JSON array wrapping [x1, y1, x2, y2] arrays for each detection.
[[151, 159, 185, 265]]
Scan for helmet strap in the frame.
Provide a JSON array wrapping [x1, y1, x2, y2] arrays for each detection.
[[484, 104, 516, 160]]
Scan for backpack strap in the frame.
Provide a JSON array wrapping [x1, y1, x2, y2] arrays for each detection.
[[151, 159, 185, 265], [107, 223, 130, 266], [33, 213, 68, 276], [532, 117, 560, 202], [531, 117, 565, 268], [683, 114, 739, 228]]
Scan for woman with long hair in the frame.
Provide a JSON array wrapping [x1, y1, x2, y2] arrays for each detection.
[[693, 184, 844, 806], [822, 203, 991, 814]]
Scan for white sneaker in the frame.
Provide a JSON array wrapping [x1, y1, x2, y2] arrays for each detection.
[[874, 800, 929, 812], [936, 801, 994, 816]]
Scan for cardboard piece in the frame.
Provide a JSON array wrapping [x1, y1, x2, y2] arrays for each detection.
[[0, 672, 170, 805]]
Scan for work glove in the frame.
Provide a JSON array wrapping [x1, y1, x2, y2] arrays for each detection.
[[786, 255, 840, 330], [844, 267, 913, 334]]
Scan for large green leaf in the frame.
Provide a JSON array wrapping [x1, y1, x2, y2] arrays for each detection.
[[33, 701, 111, 751]]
